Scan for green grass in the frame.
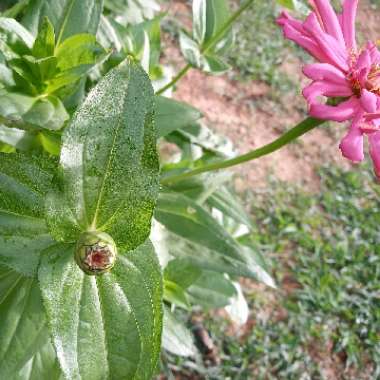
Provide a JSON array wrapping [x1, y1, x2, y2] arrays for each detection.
[[228, 0, 309, 92], [242, 165, 380, 379], [160, 165, 380, 379]]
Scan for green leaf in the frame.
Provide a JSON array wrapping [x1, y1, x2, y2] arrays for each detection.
[[0, 152, 55, 218], [179, 31, 202, 69], [97, 15, 123, 52], [0, 142, 15, 153], [32, 16, 55, 58], [162, 307, 197, 357], [204, 0, 233, 54], [37, 130, 61, 155], [0, 124, 39, 151], [179, 32, 229, 74], [55, 33, 105, 72], [0, 17, 34, 49], [192, 0, 207, 44], [207, 186, 254, 228], [178, 122, 236, 157], [60, 59, 159, 250], [34, 56, 58, 81], [0, 264, 62, 379], [23, 96, 69, 130], [192, 0, 233, 53], [3, 0, 31, 19], [164, 258, 202, 289], [45, 65, 91, 94], [155, 192, 275, 286], [0, 212, 54, 276], [156, 95, 202, 137], [45, 190, 82, 243], [104, 0, 160, 25], [202, 54, 230, 74], [187, 271, 237, 309], [163, 280, 190, 309], [0, 63, 15, 86], [0, 92, 35, 119], [0, 152, 56, 275], [23, 0, 104, 44], [39, 240, 163, 380]]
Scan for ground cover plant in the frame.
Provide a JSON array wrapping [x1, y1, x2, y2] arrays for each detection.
[[159, 165, 380, 379], [0, 0, 379, 379]]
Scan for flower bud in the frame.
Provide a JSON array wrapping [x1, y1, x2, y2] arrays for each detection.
[[75, 231, 117, 275]]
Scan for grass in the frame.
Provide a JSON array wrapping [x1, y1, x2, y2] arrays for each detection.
[[228, 0, 309, 92], [160, 165, 380, 379], [243, 165, 380, 379]]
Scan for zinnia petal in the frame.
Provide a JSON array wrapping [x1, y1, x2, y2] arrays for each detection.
[[312, 0, 345, 47], [309, 97, 359, 122], [342, 0, 358, 51], [279, 19, 331, 63], [360, 89, 378, 113], [303, 13, 349, 71], [369, 132, 380, 178], [302, 63, 347, 85], [339, 114, 365, 162], [303, 81, 352, 104]]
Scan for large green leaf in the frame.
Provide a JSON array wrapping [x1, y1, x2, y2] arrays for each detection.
[[60, 59, 159, 250], [22, 0, 104, 44], [0, 152, 54, 218], [39, 240, 163, 380], [0, 153, 56, 275], [155, 192, 275, 286], [0, 264, 61, 379], [156, 95, 202, 137]]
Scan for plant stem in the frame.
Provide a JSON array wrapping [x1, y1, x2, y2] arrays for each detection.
[[156, 0, 255, 95], [160, 117, 325, 185], [156, 64, 191, 95]]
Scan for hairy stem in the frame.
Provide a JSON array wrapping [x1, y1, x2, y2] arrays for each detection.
[[161, 117, 325, 185]]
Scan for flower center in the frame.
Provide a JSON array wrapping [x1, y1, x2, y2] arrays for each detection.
[[84, 244, 114, 271]]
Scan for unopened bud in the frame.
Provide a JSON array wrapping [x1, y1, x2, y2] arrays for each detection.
[[75, 231, 117, 275]]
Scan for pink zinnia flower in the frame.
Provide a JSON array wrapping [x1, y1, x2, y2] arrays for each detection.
[[277, 0, 380, 177]]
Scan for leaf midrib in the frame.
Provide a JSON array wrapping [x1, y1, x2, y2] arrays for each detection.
[[89, 66, 131, 229], [56, 0, 76, 46]]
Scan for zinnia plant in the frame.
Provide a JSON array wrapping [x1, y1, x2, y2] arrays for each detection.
[[277, 0, 380, 177], [0, 0, 379, 379]]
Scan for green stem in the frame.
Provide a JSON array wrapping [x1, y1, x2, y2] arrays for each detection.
[[156, 64, 191, 95], [161, 117, 325, 185], [156, 0, 255, 95]]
